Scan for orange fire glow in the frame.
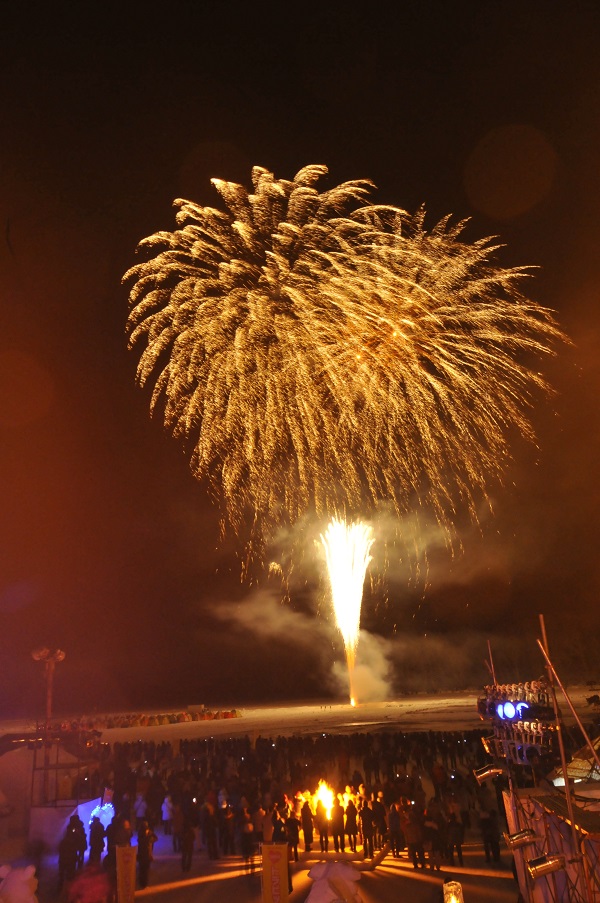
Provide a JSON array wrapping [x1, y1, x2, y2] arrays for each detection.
[[314, 780, 335, 820]]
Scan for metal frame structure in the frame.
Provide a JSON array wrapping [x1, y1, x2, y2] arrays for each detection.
[[478, 615, 600, 902]]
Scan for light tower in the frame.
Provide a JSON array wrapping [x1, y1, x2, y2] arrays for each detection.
[[31, 647, 65, 803]]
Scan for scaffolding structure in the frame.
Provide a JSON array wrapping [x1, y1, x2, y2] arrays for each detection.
[[29, 727, 100, 808], [504, 784, 600, 902], [478, 616, 600, 903]]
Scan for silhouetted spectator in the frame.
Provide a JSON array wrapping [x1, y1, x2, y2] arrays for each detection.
[[345, 799, 358, 853], [387, 802, 404, 858], [58, 832, 78, 890], [88, 817, 105, 865], [314, 800, 329, 853], [480, 809, 501, 863], [403, 805, 426, 870], [181, 821, 195, 872], [359, 801, 375, 859], [330, 798, 345, 853], [447, 813, 465, 866], [301, 800, 314, 852], [286, 811, 301, 862], [136, 819, 157, 889]]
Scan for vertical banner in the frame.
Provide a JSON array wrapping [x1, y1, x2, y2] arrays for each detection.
[[116, 845, 137, 903], [261, 842, 289, 903]]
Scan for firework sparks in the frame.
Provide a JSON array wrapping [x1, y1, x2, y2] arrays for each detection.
[[321, 517, 374, 705], [124, 165, 565, 555]]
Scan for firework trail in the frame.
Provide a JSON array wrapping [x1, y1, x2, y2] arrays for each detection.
[[124, 164, 564, 555], [321, 517, 374, 704]]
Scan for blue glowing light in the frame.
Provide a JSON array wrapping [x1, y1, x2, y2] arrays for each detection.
[[496, 701, 529, 720], [89, 801, 115, 829]]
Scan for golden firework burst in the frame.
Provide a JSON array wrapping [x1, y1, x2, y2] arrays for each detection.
[[124, 164, 565, 556]]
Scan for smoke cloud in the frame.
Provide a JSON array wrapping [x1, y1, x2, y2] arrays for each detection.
[[212, 584, 395, 702]]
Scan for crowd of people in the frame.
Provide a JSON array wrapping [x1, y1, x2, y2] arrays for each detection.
[[37, 708, 241, 736], [55, 725, 510, 894]]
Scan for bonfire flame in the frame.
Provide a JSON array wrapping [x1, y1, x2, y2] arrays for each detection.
[[314, 780, 335, 821]]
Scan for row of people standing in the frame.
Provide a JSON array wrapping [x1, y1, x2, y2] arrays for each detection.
[[310, 794, 387, 859], [58, 812, 158, 891], [55, 719, 505, 893], [58, 776, 502, 894]]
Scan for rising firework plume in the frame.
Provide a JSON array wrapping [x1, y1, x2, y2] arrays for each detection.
[[124, 164, 565, 558], [321, 517, 374, 705]]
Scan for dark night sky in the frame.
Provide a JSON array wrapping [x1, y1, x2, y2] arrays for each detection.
[[1, 2, 599, 718]]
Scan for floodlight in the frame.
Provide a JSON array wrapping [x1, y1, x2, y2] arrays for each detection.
[[504, 828, 539, 850], [473, 765, 503, 785], [526, 853, 565, 880], [481, 736, 495, 756]]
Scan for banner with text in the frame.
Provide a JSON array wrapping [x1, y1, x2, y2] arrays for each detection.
[[261, 842, 289, 903]]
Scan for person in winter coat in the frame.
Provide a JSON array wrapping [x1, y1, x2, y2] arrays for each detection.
[[344, 799, 359, 853], [88, 816, 105, 865], [181, 820, 195, 873], [172, 801, 184, 853], [358, 801, 375, 859], [301, 800, 314, 852], [402, 806, 426, 869], [133, 792, 148, 830], [480, 809, 501, 863], [387, 802, 404, 858], [67, 815, 87, 869], [202, 801, 219, 860], [103, 814, 131, 886], [371, 793, 387, 851], [423, 812, 443, 871], [161, 794, 174, 835], [285, 811, 301, 862], [58, 831, 78, 890], [330, 797, 345, 853], [272, 805, 288, 844], [314, 800, 330, 853], [218, 802, 235, 855], [136, 819, 157, 889], [240, 810, 257, 875], [257, 804, 275, 843], [446, 813, 465, 866]]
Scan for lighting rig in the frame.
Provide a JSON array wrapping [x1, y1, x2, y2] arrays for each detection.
[[474, 616, 600, 903]]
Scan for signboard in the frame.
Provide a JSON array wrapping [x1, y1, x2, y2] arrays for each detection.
[[116, 845, 137, 903], [261, 842, 289, 903]]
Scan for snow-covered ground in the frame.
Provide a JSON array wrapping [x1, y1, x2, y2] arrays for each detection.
[[73, 685, 597, 743], [90, 693, 486, 743]]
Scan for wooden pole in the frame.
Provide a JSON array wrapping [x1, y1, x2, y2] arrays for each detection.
[[538, 614, 589, 902], [487, 639, 497, 685]]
